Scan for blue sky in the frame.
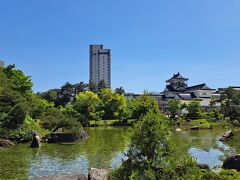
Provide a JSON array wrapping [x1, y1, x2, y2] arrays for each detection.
[[0, 0, 240, 93]]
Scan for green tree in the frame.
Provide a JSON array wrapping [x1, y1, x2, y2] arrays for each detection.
[[129, 92, 160, 119], [98, 88, 128, 120], [187, 99, 202, 118], [115, 87, 125, 95], [59, 82, 74, 106], [74, 81, 87, 96], [167, 99, 181, 119], [88, 80, 97, 92], [73, 91, 104, 122], [0, 78, 28, 129], [110, 112, 170, 179], [40, 108, 79, 132], [39, 89, 59, 106], [62, 104, 89, 127], [221, 88, 240, 121], [29, 94, 54, 119], [3, 64, 33, 96], [97, 79, 107, 91]]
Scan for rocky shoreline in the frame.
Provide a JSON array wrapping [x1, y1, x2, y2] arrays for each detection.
[[31, 168, 109, 180]]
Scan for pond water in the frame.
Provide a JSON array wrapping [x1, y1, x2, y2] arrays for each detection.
[[0, 127, 132, 180], [0, 127, 240, 180], [173, 129, 240, 168]]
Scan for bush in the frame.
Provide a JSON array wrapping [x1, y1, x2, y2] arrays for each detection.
[[218, 169, 240, 179], [0, 116, 47, 142]]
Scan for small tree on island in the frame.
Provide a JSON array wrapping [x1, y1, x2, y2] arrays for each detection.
[[110, 112, 170, 179]]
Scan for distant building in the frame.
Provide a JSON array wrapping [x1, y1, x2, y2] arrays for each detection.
[[89, 45, 111, 88], [0, 60, 4, 67], [125, 73, 221, 112], [161, 72, 220, 109], [229, 86, 240, 91]]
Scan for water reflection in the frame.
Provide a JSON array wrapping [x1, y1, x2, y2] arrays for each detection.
[[1, 127, 239, 179], [0, 127, 132, 179], [175, 129, 239, 169]]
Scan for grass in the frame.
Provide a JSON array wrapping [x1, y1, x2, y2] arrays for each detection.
[[177, 118, 232, 130]]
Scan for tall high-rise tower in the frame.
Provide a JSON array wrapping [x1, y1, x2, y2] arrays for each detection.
[[89, 45, 111, 88]]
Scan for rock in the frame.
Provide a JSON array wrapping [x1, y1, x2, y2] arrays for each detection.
[[190, 126, 199, 130], [45, 128, 88, 143], [219, 130, 234, 142], [175, 128, 182, 132], [0, 139, 14, 147], [89, 168, 109, 180], [222, 154, 240, 171], [197, 163, 210, 170], [30, 131, 41, 148], [31, 173, 87, 180]]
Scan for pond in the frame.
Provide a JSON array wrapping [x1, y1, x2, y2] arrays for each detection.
[[0, 127, 132, 180], [174, 129, 240, 168], [0, 127, 239, 179]]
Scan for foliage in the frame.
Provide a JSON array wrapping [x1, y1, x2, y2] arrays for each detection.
[[187, 99, 202, 118], [40, 108, 80, 132], [62, 104, 89, 127], [39, 89, 60, 106], [74, 91, 104, 121], [128, 92, 160, 119], [98, 88, 129, 120], [0, 116, 47, 142], [29, 94, 54, 119], [168, 99, 181, 119], [115, 87, 125, 95], [97, 79, 107, 90], [110, 112, 170, 179], [88, 80, 97, 92], [221, 88, 240, 124], [110, 112, 224, 180], [3, 64, 33, 96], [39, 82, 88, 107], [0, 66, 29, 129], [218, 169, 240, 179]]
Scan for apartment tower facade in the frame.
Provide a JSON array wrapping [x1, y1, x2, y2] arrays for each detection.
[[89, 45, 111, 88]]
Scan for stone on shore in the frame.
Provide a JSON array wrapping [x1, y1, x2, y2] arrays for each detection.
[[175, 128, 182, 132], [31, 173, 87, 180], [222, 154, 240, 171], [89, 168, 109, 180], [197, 163, 210, 170], [190, 126, 199, 130], [0, 139, 14, 147], [219, 130, 234, 142], [30, 131, 41, 148]]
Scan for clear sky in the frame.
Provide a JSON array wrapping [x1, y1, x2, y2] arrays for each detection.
[[0, 0, 240, 93]]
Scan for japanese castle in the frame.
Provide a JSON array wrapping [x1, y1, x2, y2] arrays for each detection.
[[161, 72, 220, 108]]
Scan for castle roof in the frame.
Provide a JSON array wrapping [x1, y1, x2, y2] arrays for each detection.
[[166, 72, 189, 82], [186, 83, 215, 91]]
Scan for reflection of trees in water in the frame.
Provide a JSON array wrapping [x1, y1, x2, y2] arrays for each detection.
[[0, 144, 33, 179], [224, 129, 240, 154], [34, 127, 132, 168], [82, 127, 132, 168], [174, 129, 240, 165], [0, 127, 132, 179], [174, 129, 226, 151]]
